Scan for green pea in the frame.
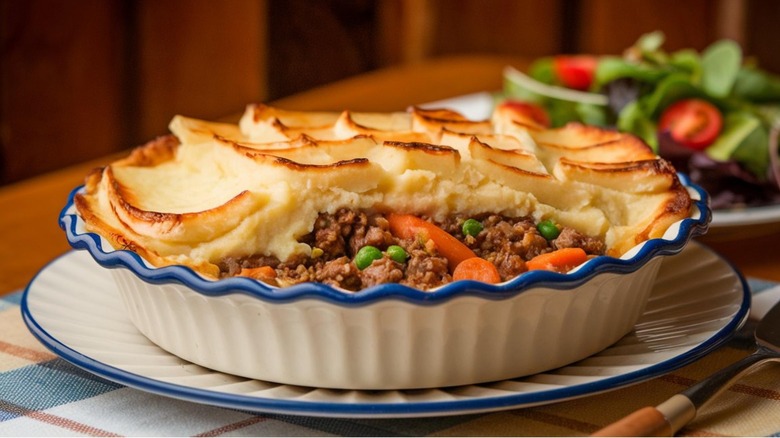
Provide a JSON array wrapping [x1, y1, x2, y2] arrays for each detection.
[[537, 219, 560, 240], [386, 245, 408, 263], [462, 218, 483, 237], [354, 245, 382, 270]]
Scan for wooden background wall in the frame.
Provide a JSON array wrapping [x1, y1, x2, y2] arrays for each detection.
[[2, 0, 778, 185]]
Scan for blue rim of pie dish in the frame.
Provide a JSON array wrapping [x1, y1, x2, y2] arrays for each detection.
[[59, 173, 711, 305]]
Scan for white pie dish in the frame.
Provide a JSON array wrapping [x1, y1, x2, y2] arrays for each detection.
[[60, 174, 710, 390]]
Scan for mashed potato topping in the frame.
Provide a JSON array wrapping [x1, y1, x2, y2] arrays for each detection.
[[75, 104, 691, 279]]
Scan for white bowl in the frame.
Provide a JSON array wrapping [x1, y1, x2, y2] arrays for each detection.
[[60, 175, 710, 389]]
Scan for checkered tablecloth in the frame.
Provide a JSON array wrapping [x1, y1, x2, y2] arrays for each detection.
[[2, 282, 780, 437]]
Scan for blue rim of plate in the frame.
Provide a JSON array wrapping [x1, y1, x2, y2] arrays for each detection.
[[58, 173, 711, 305], [21, 243, 749, 418]]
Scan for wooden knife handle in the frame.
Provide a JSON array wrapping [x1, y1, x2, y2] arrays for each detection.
[[591, 407, 672, 437]]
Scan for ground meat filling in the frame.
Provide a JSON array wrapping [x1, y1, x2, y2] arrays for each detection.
[[218, 209, 605, 291]]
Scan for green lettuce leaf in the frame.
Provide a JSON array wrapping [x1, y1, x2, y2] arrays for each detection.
[[701, 39, 742, 98]]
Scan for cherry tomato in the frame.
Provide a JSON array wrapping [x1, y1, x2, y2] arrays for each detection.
[[657, 99, 723, 151], [497, 100, 551, 128], [553, 55, 598, 91]]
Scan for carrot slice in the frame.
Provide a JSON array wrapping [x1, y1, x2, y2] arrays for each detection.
[[239, 266, 277, 279], [452, 257, 501, 283], [387, 213, 477, 271], [526, 247, 588, 273]]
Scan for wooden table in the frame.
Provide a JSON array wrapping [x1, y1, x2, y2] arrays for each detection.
[[1, 54, 779, 295]]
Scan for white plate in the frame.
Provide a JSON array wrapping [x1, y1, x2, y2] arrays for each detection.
[[709, 203, 780, 227], [426, 92, 780, 231], [22, 242, 748, 418]]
